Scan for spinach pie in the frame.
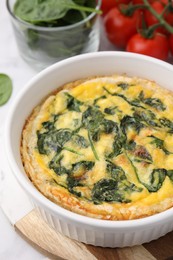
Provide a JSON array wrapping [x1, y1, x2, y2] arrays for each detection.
[[21, 75, 173, 220]]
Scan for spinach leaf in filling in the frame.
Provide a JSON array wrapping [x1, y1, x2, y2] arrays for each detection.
[[73, 134, 89, 148], [117, 82, 129, 90], [91, 160, 143, 204], [149, 135, 172, 155], [93, 95, 106, 106], [82, 106, 104, 135], [142, 169, 167, 192], [120, 115, 144, 135], [92, 178, 130, 204], [82, 106, 104, 159], [107, 129, 126, 159], [42, 121, 55, 131], [166, 170, 173, 181], [106, 161, 127, 181], [102, 119, 118, 134], [127, 141, 153, 164], [103, 86, 145, 109], [37, 132, 61, 155], [39, 114, 60, 133], [104, 106, 120, 115], [159, 117, 173, 133], [107, 161, 142, 192], [67, 176, 83, 197], [64, 92, 83, 112], [37, 128, 72, 155], [72, 160, 95, 175], [138, 91, 166, 111], [133, 109, 159, 128], [49, 154, 70, 175]]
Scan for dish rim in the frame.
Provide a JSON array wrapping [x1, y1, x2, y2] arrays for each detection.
[[5, 51, 173, 230]]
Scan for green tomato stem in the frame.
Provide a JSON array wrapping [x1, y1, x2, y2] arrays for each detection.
[[160, 3, 170, 18], [120, 3, 146, 16], [143, 0, 173, 34], [144, 23, 163, 38]]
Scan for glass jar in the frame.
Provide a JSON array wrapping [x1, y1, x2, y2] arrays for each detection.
[[6, 0, 101, 70]]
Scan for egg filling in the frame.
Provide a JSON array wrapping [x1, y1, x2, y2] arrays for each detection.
[[21, 75, 173, 220]]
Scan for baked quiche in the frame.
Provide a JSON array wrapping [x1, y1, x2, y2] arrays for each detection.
[[21, 75, 173, 220]]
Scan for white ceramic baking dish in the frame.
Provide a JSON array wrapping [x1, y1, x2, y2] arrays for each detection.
[[5, 52, 173, 247]]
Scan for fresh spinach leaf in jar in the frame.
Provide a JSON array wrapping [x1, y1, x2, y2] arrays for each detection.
[[13, 0, 100, 61]]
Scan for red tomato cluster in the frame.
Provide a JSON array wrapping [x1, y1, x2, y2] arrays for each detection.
[[101, 0, 173, 61], [101, 0, 131, 15]]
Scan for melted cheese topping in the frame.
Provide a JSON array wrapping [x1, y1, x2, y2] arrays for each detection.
[[21, 75, 173, 220]]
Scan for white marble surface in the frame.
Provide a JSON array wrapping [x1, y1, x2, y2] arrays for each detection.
[[0, 1, 44, 259], [0, 207, 43, 260], [0, 137, 34, 224]]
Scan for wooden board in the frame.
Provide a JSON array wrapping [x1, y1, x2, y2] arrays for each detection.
[[14, 209, 173, 260]]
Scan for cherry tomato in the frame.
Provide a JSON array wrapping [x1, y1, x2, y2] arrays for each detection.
[[161, 0, 171, 5], [126, 33, 169, 60], [101, 0, 117, 16], [165, 10, 173, 26], [169, 34, 173, 55], [132, 0, 145, 11], [145, 1, 168, 34], [104, 7, 141, 48], [101, 0, 132, 16], [160, 0, 168, 4], [161, 0, 173, 26]]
